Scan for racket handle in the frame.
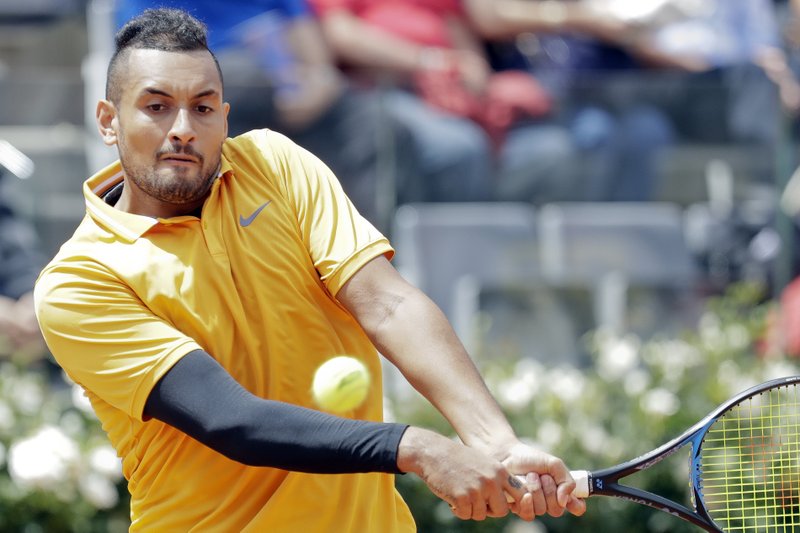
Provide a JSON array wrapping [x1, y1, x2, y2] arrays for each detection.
[[570, 470, 590, 498], [505, 470, 590, 502]]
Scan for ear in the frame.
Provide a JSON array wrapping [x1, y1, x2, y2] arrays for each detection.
[[96, 99, 119, 146]]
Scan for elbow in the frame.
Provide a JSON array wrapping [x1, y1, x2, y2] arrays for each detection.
[[192, 414, 257, 465]]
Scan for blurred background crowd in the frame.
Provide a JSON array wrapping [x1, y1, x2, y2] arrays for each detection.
[[3, 0, 800, 531]]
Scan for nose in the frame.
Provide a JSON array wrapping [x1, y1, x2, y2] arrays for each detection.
[[168, 108, 196, 144]]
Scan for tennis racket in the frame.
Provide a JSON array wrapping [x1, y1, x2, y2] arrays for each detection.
[[514, 375, 800, 531]]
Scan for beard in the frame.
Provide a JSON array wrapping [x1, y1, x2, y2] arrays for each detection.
[[117, 136, 222, 207]]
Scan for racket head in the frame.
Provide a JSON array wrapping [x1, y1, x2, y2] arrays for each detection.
[[694, 376, 800, 531]]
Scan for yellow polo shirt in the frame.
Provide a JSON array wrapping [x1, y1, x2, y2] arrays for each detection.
[[34, 129, 415, 532]]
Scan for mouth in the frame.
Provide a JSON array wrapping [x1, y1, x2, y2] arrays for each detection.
[[160, 153, 199, 165]]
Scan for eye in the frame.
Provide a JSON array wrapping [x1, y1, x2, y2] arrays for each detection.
[[147, 103, 167, 112], [196, 105, 213, 114]]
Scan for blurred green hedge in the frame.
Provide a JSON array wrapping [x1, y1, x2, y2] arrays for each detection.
[[0, 357, 129, 532]]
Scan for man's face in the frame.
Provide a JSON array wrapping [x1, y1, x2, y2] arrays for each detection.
[[103, 48, 229, 215]]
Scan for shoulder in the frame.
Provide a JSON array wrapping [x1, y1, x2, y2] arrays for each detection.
[[35, 216, 119, 294], [223, 129, 315, 168], [222, 129, 327, 184]]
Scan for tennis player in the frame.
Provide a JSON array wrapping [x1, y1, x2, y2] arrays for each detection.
[[34, 8, 585, 531]]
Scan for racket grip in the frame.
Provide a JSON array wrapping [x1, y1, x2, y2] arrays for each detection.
[[570, 470, 590, 498], [504, 470, 590, 502]]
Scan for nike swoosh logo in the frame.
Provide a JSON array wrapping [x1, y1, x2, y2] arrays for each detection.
[[239, 201, 272, 227]]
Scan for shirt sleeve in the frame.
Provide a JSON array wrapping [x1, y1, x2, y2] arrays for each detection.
[[250, 130, 394, 296], [34, 261, 201, 420]]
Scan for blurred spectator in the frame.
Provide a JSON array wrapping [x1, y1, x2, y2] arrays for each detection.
[[464, 0, 677, 201], [776, 0, 800, 120], [0, 170, 46, 358], [308, 0, 581, 205], [115, 0, 416, 229], [641, 0, 788, 147]]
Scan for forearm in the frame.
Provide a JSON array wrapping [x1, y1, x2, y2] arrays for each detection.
[[145, 350, 408, 473], [319, 12, 432, 75], [465, 0, 603, 39], [363, 284, 516, 453]]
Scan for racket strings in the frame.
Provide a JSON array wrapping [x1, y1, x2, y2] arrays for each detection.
[[698, 383, 800, 532]]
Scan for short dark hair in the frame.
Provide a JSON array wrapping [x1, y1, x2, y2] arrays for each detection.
[[106, 8, 223, 103]]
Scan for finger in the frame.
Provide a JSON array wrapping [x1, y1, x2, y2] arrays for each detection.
[[502, 473, 526, 504], [540, 474, 565, 517], [486, 481, 511, 518], [470, 492, 488, 521], [511, 491, 536, 521], [556, 474, 577, 508], [526, 473, 547, 516], [566, 494, 587, 517], [543, 459, 576, 508], [449, 498, 471, 521]]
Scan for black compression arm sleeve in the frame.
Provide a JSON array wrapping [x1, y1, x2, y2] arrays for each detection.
[[143, 349, 408, 474]]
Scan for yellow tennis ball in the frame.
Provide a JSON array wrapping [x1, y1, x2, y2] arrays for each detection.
[[312, 356, 371, 413]]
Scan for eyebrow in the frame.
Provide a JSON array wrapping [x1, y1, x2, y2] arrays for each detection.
[[143, 87, 220, 99]]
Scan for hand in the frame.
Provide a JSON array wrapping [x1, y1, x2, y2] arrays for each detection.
[[0, 292, 45, 356], [397, 427, 527, 521], [274, 65, 345, 129], [417, 48, 490, 95], [449, 50, 491, 96], [497, 440, 587, 520]]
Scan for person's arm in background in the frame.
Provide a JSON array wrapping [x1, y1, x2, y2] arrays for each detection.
[[313, 8, 434, 76], [275, 14, 347, 128], [463, 0, 624, 41], [312, 5, 489, 88], [442, 11, 492, 95], [462, 0, 707, 71], [0, 292, 41, 352], [753, 0, 800, 114], [0, 205, 46, 356], [336, 255, 587, 520]]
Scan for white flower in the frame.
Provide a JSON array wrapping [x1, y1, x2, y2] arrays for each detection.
[[724, 324, 750, 351], [79, 472, 119, 509], [761, 360, 800, 382], [8, 377, 43, 416], [536, 420, 563, 450], [546, 366, 585, 404], [579, 424, 606, 455], [640, 388, 680, 417], [71, 383, 95, 414], [699, 312, 724, 350], [59, 410, 87, 439], [89, 445, 123, 481], [496, 376, 537, 411], [596, 334, 640, 381], [494, 359, 543, 411], [624, 369, 650, 396], [650, 339, 702, 383], [0, 400, 15, 433], [8, 426, 80, 489], [716, 360, 748, 396]]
